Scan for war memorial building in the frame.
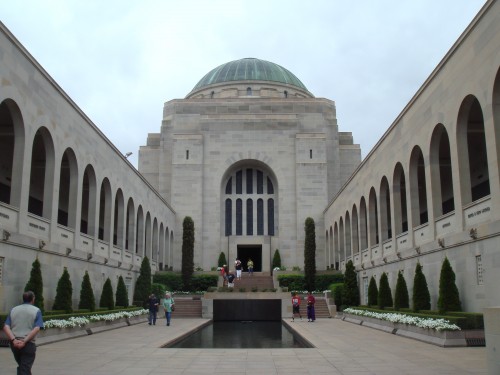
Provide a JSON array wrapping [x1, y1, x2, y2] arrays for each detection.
[[0, 0, 500, 315]]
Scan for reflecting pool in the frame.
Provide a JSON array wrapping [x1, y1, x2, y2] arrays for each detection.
[[164, 321, 311, 348]]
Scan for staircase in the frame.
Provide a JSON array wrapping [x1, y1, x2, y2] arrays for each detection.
[[231, 274, 274, 290], [171, 298, 202, 318], [295, 297, 331, 319], [312, 298, 331, 318]]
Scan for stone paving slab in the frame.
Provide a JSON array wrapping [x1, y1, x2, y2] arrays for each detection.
[[0, 317, 487, 374]]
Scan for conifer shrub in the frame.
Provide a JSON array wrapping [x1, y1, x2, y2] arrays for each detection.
[[394, 270, 409, 310], [412, 262, 431, 312], [115, 275, 129, 308], [272, 249, 282, 269], [151, 283, 165, 299], [377, 272, 393, 310], [330, 283, 343, 308], [367, 276, 378, 307], [99, 277, 115, 310], [217, 252, 227, 267], [78, 271, 96, 311], [438, 257, 462, 313], [342, 260, 360, 307], [181, 216, 195, 290], [133, 256, 151, 307], [24, 257, 45, 313], [53, 267, 73, 313], [304, 217, 316, 291]]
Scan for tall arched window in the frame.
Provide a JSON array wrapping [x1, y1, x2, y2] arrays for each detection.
[[223, 167, 277, 237], [58, 148, 78, 228], [430, 125, 455, 216], [409, 147, 428, 226], [81, 165, 97, 236]]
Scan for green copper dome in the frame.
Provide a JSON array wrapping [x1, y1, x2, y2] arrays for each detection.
[[191, 58, 309, 92]]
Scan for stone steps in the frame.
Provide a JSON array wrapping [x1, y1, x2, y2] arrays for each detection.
[[169, 299, 202, 318]]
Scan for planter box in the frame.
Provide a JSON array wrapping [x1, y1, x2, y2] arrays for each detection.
[[36, 315, 148, 346], [342, 312, 483, 347]]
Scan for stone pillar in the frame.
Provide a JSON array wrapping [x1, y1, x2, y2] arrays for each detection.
[[484, 307, 500, 375]]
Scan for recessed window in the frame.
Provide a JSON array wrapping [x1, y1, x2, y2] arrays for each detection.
[[186, 150, 189, 160], [284, 90, 288, 98], [476, 255, 484, 285], [210, 91, 215, 98], [310, 149, 313, 159], [246, 87, 252, 96]]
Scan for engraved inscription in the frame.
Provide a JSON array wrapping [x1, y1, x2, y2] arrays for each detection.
[[0, 212, 9, 219], [467, 206, 491, 219]]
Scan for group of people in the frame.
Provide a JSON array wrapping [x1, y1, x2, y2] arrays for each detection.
[[147, 292, 175, 326], [291, 291, 316, 322], [220, 258, 254, 288]]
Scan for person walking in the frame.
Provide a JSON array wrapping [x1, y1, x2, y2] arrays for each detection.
[[148, 293, 159, 325], [221, 264, 228, 286], [247, 258, 254, 276], [3, 290, 44, 374], [306, 291, 316, 322], [291, 292, 302, 322], [162, 293, 175, 326], [235, 259, 242, 280]]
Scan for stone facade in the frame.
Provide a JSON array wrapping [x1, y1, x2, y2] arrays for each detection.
[[139, 82, 361, 272], [324, 0, 500, 312]]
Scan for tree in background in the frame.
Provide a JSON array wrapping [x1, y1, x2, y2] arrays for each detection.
[[78, 271, 96, 311], [367, 276, 378, 307], [24, 257, 44, 313], [438, 257, 462, 313], [304, 217, 316, 291], [133, 256, 151, 306], [99, 277, 115, 310], [342, 260, 360, 307], [272, 249, 282, 269], [217, 252, 227, 268], [412, 262, 431, 312], [377, 272, 393, 310], [115, 275, 129, 308], [53, 267, 73, 313], [394, 270, 409, 310], [181, 216, 195, 290]]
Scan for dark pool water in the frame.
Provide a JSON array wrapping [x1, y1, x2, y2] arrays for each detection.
[[165, 321, 311, 348]]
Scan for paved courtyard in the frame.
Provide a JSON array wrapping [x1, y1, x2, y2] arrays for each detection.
[[0, 317, 486, 374]]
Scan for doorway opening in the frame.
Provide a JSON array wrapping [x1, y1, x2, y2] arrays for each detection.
[[237, 245, 262, 272]]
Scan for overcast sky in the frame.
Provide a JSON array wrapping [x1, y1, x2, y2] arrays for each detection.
[[1, 0, 486, 167]]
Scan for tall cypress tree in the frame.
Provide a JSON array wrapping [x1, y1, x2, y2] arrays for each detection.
[[394, 270, 409, 310], [377, 272, 393, 310], [181, 216, 195, 290], [304, 217, 316, 291], [437, 257, 462, 313], [272, 249, 282, 269], [367, 276, 378, 307], [342, 260, 359, 306], [78, 271, 96, 311], [100, 277, 115, 310], [24, 257, 44, 313], [133, 256, 151, 306], [217, 252, 227, 268], [412, 262, 431, 312], [116, 275, 129, 308], [53, 267, 73, 313]]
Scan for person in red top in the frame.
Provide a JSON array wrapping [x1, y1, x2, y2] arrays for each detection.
[[306, 291, 316, 322], [220, 265, 227, 286], [291, 292, 302, 322]]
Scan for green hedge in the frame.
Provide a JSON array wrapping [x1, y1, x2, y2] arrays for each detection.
[[278, 274, 343, 291], [153, 273, 218, 292], [351, 306, 482, 330]]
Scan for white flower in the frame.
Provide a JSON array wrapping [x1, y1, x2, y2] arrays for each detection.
[[343, 308, 461, 331], [43, 309, 148, 330]]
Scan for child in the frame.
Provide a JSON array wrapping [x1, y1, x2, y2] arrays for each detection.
[[227, 272, 235, 288], [291, 292, 302, 321]]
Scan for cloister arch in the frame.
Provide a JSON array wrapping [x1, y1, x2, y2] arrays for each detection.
[[409, 146, 428, 226], [393, 163, 408, 235], [0, 99, 25, 207], [57, 148, 78, 229]]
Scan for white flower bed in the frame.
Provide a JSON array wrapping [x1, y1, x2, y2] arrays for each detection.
[[343, 308, 461, 331], [44, 309, 148, 329]]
